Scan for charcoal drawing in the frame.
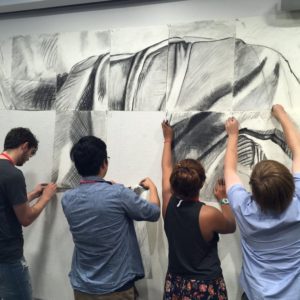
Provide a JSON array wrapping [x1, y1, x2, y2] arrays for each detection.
[[52, 111, 107, 188], [170, 111, 292, 199]]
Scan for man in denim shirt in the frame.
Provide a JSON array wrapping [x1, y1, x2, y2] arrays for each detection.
[[62, 136, 160, 300]]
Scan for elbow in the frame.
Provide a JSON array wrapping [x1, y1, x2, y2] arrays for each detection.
[[19, 216, 34, 227], [154, 209, 161, 221], [21, 220, 32, 227], [221, 221, 236, 234], [227, 220, 236, 233], [150, 209, 161, 222], [228, 223, 236, 233]]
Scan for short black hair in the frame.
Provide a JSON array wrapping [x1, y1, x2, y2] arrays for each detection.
[[70, 136, 107, 177], [4, 127, 38, 151]]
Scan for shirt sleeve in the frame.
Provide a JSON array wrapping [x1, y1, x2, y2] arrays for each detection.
[[294, 173, 300, 199], [119, 186, 160, 222], [61, 193, 68, 214], [227, 183, 250, 212], [6, 170, 27, 206], [227, 184, 254, 237]]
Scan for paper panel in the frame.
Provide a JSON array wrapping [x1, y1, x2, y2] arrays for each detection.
[[52, 111, 107, 188], [234, 17, 300, 111], [167, 21, 235, 112], [56, 30, 110, 111], [109, 26, 168, 111]]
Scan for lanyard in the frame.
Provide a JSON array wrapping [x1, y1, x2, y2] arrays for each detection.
[[80, 179, 112, 185], [0, 152, 15, 165], [80, 180, 99, 184]]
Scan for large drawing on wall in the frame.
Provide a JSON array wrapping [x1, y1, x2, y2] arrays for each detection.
[[167, 21, 235, 112], [234, 17, 300, 111], [109, 26, 168, 111], [0, 15, 299, 300], [0, 38, 12, 109], [11, 33, 58, 110], [169, 111, 292, 199], [56, 30, 110, 111], [52, 111, 107, 188]]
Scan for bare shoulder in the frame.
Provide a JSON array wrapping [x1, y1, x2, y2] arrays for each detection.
[[199, 204, 221, 240], [200, 204, 220, 221]]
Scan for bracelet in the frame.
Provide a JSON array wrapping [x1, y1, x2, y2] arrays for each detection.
[[219, 198, 229, 205]]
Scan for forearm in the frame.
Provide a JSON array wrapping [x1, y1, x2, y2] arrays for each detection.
[[162, 141, 173, 198], [24, 195, 52, 225], [162, 141, 173, 172], [27, 191, 38, 202], [220, 204, 236, 229], [224, 134, 238, 175], [276, 110, 300, 157], [224, 134, 242, 190], [148, 186, 160, 208]]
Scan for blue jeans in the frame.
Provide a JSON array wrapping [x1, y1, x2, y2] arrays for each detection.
[[0, 257, 32, 300]]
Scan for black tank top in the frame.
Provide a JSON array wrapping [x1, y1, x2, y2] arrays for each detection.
[[164, 195, 222, 280]]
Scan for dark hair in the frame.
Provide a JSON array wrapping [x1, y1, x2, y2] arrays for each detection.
[[249, 160, 295, 214], [70, 136, 107, 177], [170, 159, 206, 200], [4, 127, 38, 151]]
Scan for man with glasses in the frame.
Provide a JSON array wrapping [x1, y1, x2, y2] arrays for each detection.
[[62, 136, 160, 300]]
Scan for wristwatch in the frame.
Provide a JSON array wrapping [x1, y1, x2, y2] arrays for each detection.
[[220, 198, 229, 205]]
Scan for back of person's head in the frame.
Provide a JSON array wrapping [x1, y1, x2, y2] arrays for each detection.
[[170, 159, 206, 200], [249, 160, 295, 214], [4, 127, 38, 151], [70, 136, 107, 177]]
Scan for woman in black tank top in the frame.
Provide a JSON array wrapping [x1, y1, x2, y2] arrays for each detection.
[[161, 121, 236, 300]]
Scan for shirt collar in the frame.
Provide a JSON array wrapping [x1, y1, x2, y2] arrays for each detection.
[[81, 176, 111, 184], [82, 176, 104, 181]]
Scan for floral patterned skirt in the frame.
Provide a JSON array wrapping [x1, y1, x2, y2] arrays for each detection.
[[163, 272, 228, 300]]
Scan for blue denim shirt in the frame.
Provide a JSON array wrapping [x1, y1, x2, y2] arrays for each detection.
[[228, 173, 300, 300], [61, 176, 160, 294]]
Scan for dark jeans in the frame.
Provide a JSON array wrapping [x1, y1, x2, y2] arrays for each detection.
[[242, 292, 249, 300], [0, 257, 32, 300]]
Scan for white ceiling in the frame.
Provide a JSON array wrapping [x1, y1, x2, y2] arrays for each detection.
[[0, 0, 117, 13]]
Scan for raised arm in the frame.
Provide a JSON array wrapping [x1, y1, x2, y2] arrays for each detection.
[[224, 117, 242, 191], [272, 104, 300, 173], [161, 121, 173, 218]]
